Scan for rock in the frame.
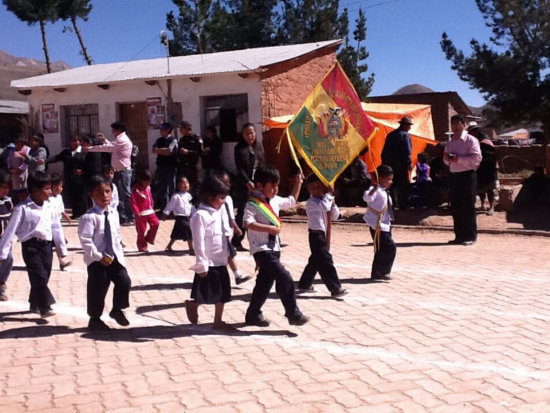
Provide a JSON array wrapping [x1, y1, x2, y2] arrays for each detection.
[[497, 185, 522, 211]]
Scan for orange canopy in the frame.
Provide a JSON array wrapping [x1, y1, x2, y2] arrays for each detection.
[[264, 102, 438, 173]]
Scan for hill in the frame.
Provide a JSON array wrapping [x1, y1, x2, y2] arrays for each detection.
[[0, 50, 70, 101], [392, 83, 435, 95]]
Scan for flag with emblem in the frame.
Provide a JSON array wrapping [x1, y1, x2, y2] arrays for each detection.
[[286, 61, 376, 188]]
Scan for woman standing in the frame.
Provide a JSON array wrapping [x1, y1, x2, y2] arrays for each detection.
[[232, 123, 264, 251], [468, 123, 498, 215]]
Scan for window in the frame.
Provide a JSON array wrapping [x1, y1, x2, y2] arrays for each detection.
[[201, 94, 248, 142], [61, 104, 99, 146]]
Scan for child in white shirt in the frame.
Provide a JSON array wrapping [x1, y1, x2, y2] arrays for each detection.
[[363, 164, 396, 280], [49, 173, 72, 270], [163, 176, 194, 254], [186, 175, 232, 329]]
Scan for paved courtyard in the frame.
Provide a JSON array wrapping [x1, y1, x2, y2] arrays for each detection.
[[1, 219, 549, 412]]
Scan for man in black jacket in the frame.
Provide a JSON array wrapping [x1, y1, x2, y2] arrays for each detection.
[[152, 122, 177, 210], [177, 121, 203, 198]]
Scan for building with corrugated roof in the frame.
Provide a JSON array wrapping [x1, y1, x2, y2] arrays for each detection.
[[11, 40, 341, 173], [0, 100, 28, 145]]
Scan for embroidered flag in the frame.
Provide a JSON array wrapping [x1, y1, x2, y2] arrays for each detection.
[[286, 61, 376, 188], [248, 197, 282, 228]]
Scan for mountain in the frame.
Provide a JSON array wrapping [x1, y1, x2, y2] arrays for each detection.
[[0, 50, 70, 101], [392, 84, 435, 95]]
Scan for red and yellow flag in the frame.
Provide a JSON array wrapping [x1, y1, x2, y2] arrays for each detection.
[[286, 61, 376, 188]]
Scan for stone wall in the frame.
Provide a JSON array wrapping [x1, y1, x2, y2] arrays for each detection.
[[495, 145, 547, 173]]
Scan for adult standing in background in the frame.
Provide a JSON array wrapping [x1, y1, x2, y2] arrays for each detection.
[[202, 126, 223, 175], [444, 115, 482, 246], [381, 116, 413, 209], [177, 121, 203, 197], [232, 123, 265, 251], [46, 136, 87, 218], [152, 122, 177, 210], [80, 137, 103, 185], [86, 122, 133, 224], [468, 122, 498, 215], [7, 137, 29, 199]]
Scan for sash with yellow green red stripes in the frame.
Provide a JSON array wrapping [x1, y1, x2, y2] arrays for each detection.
[[247, 196, 282, 228]]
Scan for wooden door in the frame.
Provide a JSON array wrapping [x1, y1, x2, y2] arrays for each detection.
[[119, 102, 149, 169]]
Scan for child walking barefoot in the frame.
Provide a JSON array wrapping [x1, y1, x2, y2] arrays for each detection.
[[163, 176, 195, 255], [130, 169, 159, 252], [186, 175, 232, 329]]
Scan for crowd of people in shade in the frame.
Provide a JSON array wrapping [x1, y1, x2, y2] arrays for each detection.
[[0, 114, 493, 331]]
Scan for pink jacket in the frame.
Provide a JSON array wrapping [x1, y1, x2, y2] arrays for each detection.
[[130, 184, 155, 217]]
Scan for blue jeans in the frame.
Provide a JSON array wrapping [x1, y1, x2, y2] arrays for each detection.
[[153, 165, 175, 211], [114, 169, 132, 222]]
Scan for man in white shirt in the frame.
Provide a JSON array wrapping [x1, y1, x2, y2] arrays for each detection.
[[443, 114, 482, 246]]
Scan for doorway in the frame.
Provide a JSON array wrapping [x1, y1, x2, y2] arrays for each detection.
[[119, 102, 149, 168]]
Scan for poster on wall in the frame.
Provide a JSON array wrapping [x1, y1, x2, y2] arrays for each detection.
[[42, 103, 59, 133], [147, 97, 165, 129]]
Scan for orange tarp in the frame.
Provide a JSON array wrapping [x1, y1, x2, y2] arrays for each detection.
[[264, 102, 438, 172]]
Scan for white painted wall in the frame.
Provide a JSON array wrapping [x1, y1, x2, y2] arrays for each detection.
[[26, 72, 263, 175]]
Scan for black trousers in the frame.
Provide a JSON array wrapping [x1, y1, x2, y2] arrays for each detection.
[[298, 230, 341, 292], [369, 228, 396, 277], [67, 180, 86, 218], [87, 258, 131, 318], [449, 170, 477, 242], [22, 239, 55, 310], [153, 165, 176, 211], [246, 251, 302, 321]]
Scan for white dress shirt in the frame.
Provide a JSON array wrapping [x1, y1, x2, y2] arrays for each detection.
[[444, 131, 482, 173], [190, 203, 229, 274], [222, 195, 235, 237], [110, 184, 119, 209], [244, 193, 295, 255], [363, 186, 393, 232], [78, 204, 125, 266], [306, 194, 339, 233], [163, 191, 194, 217], [0, 197, 64, 260], [49, 194, 68, 257]]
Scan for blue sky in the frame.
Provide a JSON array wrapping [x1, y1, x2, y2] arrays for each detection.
[[0, 0, 493, 107]]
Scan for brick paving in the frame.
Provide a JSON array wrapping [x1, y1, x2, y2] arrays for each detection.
[[1, 219, 549, 412]]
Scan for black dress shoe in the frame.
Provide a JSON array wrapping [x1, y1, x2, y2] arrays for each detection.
[[109, 310, 130, 326], [448, 239, 463, 245], [288, 315, 310, 326], [235, 275, 252, 285], [88, 318, 111, 331], [331, 288, 348, 298], [245, 318, 270, 327]]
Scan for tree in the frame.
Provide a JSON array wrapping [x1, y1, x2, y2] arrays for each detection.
[[166, 0, 214, 55], [280, 0, 340, 44], [3, 0, 58, 73], [56, 0, 93, 65], [337, 8, 374, 100], [441, 0, 550, 134]]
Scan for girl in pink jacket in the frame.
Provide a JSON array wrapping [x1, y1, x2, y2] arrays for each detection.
[[130, 169, 159, 252]]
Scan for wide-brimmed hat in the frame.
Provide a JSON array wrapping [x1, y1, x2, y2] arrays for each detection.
[[467, 121, 480, 132], [399, 116, 413, 125]]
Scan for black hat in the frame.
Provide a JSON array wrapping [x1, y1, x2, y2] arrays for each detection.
[[160, 122, 173, 131]]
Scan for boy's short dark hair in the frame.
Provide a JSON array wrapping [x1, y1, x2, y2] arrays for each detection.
[[0, 170, 11, 186], [110, 121, 126, 132], [87, 175, 109, 192], [306, 173, 322, 186], [27, 171, 51, 192], [50, 172, 63, 185], [253, 166, 280, 185], [199, 175, 230, 203], [376, 164, 394, 178], [417, 152, 428, 163], [450, 114, 466, 124], [81, 137, 92, 145]]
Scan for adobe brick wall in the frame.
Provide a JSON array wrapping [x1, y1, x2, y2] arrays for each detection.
[[495, 145, 547, 173], [260, 50, 337, 121]]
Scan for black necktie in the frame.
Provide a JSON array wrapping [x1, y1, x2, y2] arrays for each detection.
[[104, 211, 115, 257]]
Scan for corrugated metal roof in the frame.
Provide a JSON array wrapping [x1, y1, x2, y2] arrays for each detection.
[[0, 100, 28, 114], [11, 40, 341, 89]]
